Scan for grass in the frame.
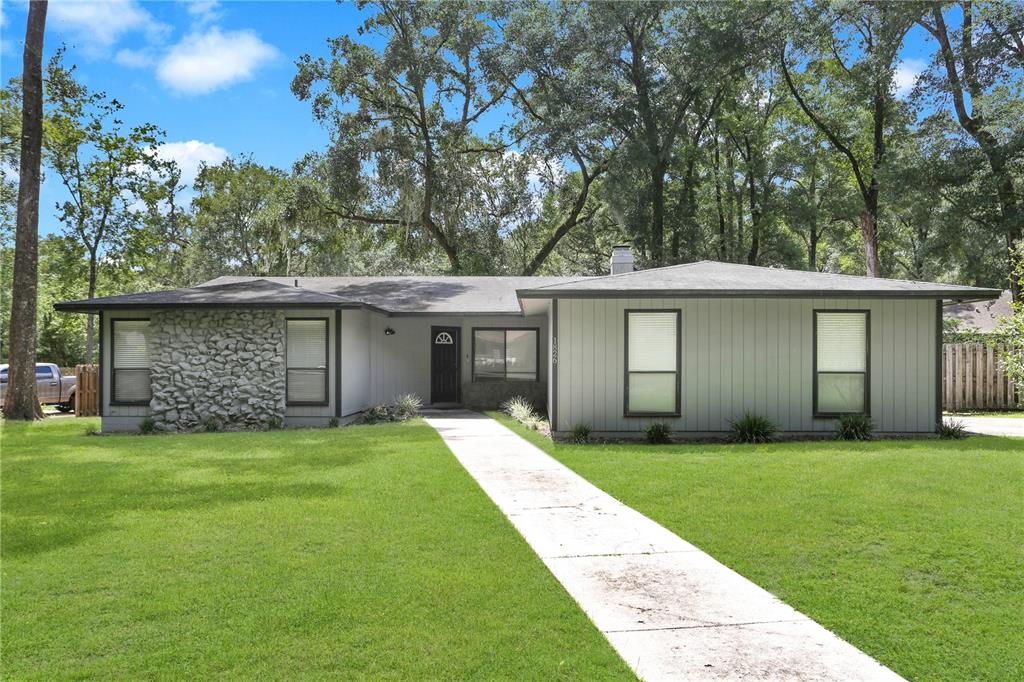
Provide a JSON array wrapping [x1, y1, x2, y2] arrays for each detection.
[[1, 418, 633, 680], [491, 413, 1024, 682]]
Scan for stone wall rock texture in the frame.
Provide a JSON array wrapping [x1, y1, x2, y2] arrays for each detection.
[[148, 309, 286, 431]]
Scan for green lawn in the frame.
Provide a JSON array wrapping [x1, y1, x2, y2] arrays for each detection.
[[1, 418, 633, 680], [492, 414, 1024, 682]]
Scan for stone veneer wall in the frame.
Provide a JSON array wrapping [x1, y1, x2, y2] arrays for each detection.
[[461, 380, 547, 414], [149, 309, 286, 431]]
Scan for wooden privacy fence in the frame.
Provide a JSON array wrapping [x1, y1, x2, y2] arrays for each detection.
[[943, 343, 1021, 411], [74, 364, 99, 416]]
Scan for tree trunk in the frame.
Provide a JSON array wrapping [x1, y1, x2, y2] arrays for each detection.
[[807, 170, 818, 271], [85, 250, 98, 364], [650, 160, 667, 266], [714, 135, 727, 261], [859, 204, 882, 277], [5, 0, 47, 420]]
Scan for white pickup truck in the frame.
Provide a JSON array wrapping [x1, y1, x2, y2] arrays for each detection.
[[0, 363, 77, 412]]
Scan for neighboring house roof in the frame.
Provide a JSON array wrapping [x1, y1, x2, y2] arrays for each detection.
[[944, 290, 1014, 332], [517, 261, 1002, 301], [55, 261, 1001, 315]]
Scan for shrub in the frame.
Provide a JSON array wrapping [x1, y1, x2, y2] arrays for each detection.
[[730, 413, 776, 444], [202, 417, 220, 433], [266, 416, 284, 430], [645, 421, 672, 444], [393, 393, 422, 421], [501, 396, 537, 423], [361, 403, 391, 425], [937, 419, 968, 440], [327, 417, 339, 428], [139, 416, 156, 435], [572, 423, 591, 444], [836, 413, 873, 441]]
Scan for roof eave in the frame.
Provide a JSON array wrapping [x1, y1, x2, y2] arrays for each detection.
[[516, 288, 1003, 300]]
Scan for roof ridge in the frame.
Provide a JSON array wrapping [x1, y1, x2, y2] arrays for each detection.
[[525, 260, 710, 292]]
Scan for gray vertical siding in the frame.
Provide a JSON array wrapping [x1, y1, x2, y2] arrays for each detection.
[[340, 308, 371, 415], [554, 297, 939, 434], [366, 313, 549, 405]]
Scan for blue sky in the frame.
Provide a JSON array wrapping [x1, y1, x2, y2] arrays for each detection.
[[1, 0, 940, 237], [1, 0, 382, 235]]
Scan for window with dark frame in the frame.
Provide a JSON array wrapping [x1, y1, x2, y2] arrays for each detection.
[[625, 310, 680, 416], [286, 318, 329, 405], [472, 328, 538, 382], [111, 319, 152, 405], [814, 311, 869, 415]]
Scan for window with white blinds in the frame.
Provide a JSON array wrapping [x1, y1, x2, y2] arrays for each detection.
[[625, 311, 680, 415], [814, 311, 869, 414], [112, 319, 152, 404], [286, 319, 328, 404]]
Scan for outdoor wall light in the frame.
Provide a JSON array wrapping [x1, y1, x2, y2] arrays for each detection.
[[384, 327, 396, 336]]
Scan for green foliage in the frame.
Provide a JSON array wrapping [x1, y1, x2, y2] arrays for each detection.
[[997, 249, 1024, 385], [644, 422, 672, 445], [500, 396, 546, 431], [265, 416, 283, 431], [729, 413, 777, 444], [937, 419, 969, 440], [139, 417, 156, 435], [201, 417, 220, 433], [393, 394, 423, 421], [358, 395, 422, 425], [836, 414, 874, 441], [571, 423, 591, 445], [327, 417, 339, 428]]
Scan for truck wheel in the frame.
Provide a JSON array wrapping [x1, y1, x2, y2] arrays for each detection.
[[57, 395, 75, 413]]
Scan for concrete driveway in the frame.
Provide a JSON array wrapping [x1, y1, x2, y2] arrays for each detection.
[[426, 411, 903, 682], [946, 415, 1024, 437]]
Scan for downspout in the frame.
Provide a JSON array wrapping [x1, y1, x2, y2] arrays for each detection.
[[98, 309, 104, 418]]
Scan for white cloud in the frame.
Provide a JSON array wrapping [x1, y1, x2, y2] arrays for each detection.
[[894, 59, 926, 98], [154, 140, 229, 185], [185, 0, 222, 24], [157, 27, 277, 95], [49, 0, 169, 49], [115, 48, 154, 68]]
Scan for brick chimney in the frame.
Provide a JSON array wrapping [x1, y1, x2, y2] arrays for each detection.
[[610, 244, 635, 275]]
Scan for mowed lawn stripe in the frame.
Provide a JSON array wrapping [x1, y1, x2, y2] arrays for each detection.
[[492, 414, 1024, 682], [1, 418, 634, 680]]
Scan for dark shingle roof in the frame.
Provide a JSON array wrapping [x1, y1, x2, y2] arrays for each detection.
[[55, 275, 581, 314], [944, 290, 1014, 332], [55, 261, 1001, 314], [201, 276, 576, 314], [517, 261, 1002, 301], [54, 279, 353, 312]]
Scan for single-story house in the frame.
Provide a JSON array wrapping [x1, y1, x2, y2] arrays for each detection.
[[56, 247, 1000, 436]]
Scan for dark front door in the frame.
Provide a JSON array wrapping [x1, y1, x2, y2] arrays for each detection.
[[430, 326, 461, 404]]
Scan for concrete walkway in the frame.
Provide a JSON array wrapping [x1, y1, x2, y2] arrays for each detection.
[[424, 411, 903, 682], [947, 415, 1024, 438]]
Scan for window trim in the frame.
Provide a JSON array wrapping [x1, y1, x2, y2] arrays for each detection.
[[623, 309, 682, 418], [812, 309, 871, 418], [471, 327, 541, 383], [110, 317, 152, 406], [285, 316, 330, 406]]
